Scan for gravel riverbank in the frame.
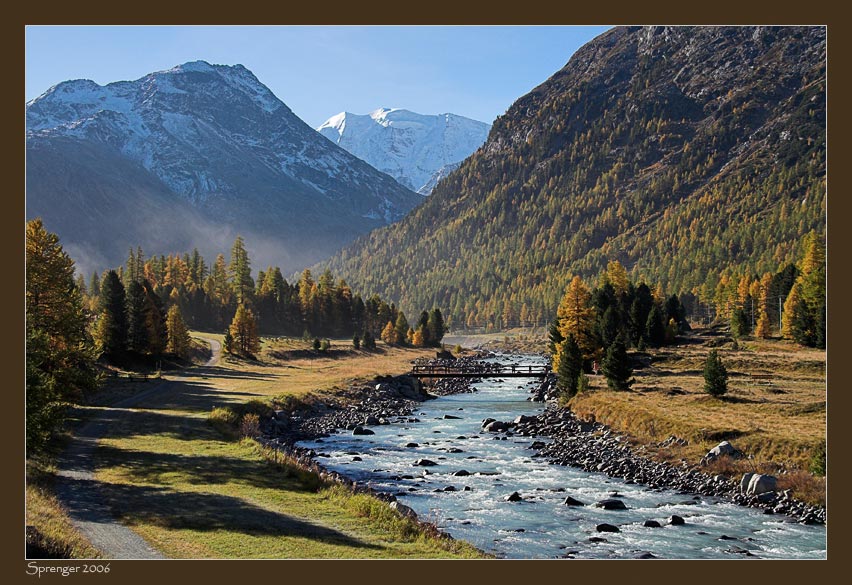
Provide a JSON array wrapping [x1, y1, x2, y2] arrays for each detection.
[[258, 354, 824, 528]]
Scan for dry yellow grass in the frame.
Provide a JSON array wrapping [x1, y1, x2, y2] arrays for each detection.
[[569, 334, 825, 477], [26, 463, 102, 559], [155, 337, 439, 413]]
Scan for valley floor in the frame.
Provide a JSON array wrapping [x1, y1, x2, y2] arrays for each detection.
[[28, 337, 482, 559], [451, 327, 827, 506]]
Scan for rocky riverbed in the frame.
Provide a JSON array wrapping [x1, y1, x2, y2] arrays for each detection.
[[258, 355, 824, 534], [498, 406, 826, 525]]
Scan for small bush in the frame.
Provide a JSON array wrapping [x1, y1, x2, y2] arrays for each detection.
[[240, 399, 275, 419], [208, 407, 240, 439], [209, 400, 273, 440], [240, 413, 261, 438], [777, 469, 826, 507], [809, 441, 826, 476]]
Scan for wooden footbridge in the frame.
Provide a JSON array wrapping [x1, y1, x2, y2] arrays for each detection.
[[407, 363, 550, 378]]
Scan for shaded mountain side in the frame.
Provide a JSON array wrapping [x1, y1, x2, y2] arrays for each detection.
[[26, 61, 422, 274], [315, 26, 826, 328]]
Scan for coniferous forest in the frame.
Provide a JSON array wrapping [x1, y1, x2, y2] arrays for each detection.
[[27, 220, 446, 455], [316, 27, 825, 331]]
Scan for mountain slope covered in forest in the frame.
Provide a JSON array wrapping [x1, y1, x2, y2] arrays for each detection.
[[316, 26, 826, 328]]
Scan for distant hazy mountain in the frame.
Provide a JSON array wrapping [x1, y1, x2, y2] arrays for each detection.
[[316, 26, 826, 327], [26, 61, 421, 274], [317, 108, 490, 195]]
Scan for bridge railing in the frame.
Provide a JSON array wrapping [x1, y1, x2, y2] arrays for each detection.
[[408, 364, 550, 376]]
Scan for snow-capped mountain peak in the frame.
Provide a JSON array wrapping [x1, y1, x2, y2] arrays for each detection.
[[26, 62, 421, 273], [317, 108, 490, 195]]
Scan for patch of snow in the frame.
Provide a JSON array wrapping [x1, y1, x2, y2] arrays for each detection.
[[316, 108, 490, 194]]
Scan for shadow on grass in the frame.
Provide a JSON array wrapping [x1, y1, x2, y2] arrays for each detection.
[[63, 409, 211, 466], [62, 477, 380, 551], [93, 443, 313, 493], [128, 379, 267, 413], [177, 365, 279, 381]]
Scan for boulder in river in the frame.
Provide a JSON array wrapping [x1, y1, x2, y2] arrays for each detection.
[[353, 426, 375, 435], [643, 520, 662, 528], [413, 459, 438, 467], [452, 470, 471, 476], [505, 491, 524, 502], [484, 420, 512, 432], [669, 515, 686, 526], [594, 499, 628, 511], [596, 523, 620, 533], [563, 496, 585, 506]]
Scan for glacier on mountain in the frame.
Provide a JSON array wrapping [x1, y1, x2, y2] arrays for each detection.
[[317, 107, 490, 195]]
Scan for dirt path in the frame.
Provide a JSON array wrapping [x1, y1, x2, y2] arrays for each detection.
[[52, 337, 221, 559]]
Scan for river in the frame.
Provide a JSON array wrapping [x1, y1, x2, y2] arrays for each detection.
[[297, 354, 826, 559]]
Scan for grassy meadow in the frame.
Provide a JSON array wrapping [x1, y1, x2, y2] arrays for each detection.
[[50, 336, 483, 559]]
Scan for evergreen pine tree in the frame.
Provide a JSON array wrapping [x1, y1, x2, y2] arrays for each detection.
[[352, 334, 361, 350], [126, 280, 149, 353], [362, 329, 376, 350], [629, 283, 654, 345], [427, 308, 446, 346], [89, 271, 101, 300], [228, 236, 255, 307], [96, 270, 128, 357], [547, 317, 564, 356], [645, 304, 666, 347], [602, 340, 632, 390], [394, 312, 410, 344], [598, 305, 621, 349], [730, 307, 750, 339], [223, 329, 234, 354], [142, 281, 168, 355], [703, 349, 728, 397], [556, 334, 583, 399]]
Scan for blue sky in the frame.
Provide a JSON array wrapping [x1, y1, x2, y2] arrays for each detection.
[[25, 25, 611, 127]]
